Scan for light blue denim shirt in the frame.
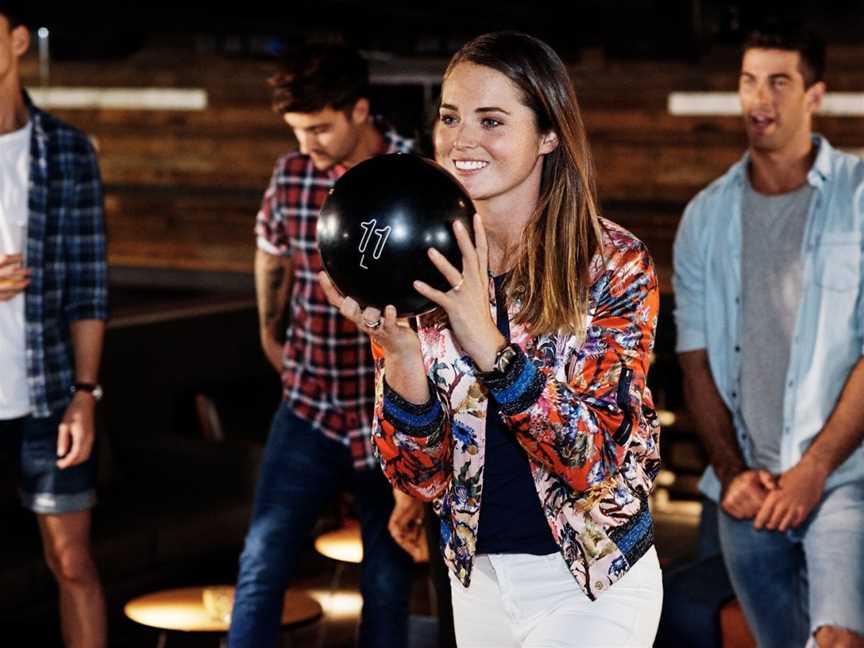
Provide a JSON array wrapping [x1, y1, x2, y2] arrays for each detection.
[[673, 135, 864, 501]]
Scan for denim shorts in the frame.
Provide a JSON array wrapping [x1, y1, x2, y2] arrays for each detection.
[[0, 413, 97, 514]]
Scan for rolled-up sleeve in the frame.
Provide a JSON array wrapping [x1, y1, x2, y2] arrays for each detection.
[[64, 135, 107, 322], [673, 198, 707, 353], [255, 159, 291, 257], [855, 180, 864, 356]]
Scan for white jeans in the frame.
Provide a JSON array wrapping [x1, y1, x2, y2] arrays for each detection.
[[449, 546, 663, 647]]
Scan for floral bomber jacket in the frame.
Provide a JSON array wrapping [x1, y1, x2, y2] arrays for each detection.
[[371, 218, 661, 600]]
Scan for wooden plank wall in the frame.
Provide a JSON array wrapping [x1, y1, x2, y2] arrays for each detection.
[[19, 45, 864, 292]]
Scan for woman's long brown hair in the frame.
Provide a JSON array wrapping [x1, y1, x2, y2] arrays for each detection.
[[444, 32, 603, 337]]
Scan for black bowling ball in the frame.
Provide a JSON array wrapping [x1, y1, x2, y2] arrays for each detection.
[[317, 153, 475, 316]]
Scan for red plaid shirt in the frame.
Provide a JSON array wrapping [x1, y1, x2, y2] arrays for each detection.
[[255, 123, 413, 469]]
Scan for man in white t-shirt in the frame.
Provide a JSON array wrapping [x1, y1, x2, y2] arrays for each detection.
[[0, 107, 30, 414], [0, 6, 108, 646]]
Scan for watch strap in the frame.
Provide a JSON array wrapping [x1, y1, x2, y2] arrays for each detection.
[[72, 382, 102, 401], [475, 343, 520, 383]]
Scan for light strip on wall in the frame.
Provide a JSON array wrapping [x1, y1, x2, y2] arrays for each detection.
[[27, 87, 208, 110], [668, 92, 864, 116]]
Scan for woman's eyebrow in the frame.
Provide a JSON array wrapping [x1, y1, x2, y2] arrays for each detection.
[[476, 106, 511, 115], [440, 103, 511, 115]]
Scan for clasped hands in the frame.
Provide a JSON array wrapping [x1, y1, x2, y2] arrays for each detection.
[[721, 458, 829, 532]]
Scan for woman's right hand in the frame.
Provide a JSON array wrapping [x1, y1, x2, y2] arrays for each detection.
[[319, 272, 430, 405], [318, 271, 422, 360]]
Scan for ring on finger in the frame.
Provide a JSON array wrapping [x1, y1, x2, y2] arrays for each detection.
[[451, 277, 465, 292], [363, 316, 383, 330]]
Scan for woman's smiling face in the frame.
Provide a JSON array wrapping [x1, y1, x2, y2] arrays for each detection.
[[434, 62, 555, 210]]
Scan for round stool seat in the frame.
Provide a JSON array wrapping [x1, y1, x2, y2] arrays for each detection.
[[124, 586, 321, 632], [315, 520, 364, 563]]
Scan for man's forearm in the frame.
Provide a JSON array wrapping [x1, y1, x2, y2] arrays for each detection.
[[802, 356, 864, 476], [70, 319, 105, 384], [254, 249, 292, 342], [679, 349, 746, 488]]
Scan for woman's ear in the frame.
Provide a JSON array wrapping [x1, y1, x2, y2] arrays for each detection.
[[539, 131, 559, 155]]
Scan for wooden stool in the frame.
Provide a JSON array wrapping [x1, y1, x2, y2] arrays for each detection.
[[313, 521, 364, 647], [313, 518, 430, 647], [720, 598, 757, 648], [125, 585, 321, 647], [315, 519, 429, 564], [315, 519, 364, 564]]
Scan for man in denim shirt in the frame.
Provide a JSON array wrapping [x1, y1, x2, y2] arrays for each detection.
[[0, 7, 107, 647], [674, 26, 864, 648]]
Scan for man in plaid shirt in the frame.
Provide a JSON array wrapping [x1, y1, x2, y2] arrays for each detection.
[[228, 44, 422, 648], [0, 7, 107, 647]]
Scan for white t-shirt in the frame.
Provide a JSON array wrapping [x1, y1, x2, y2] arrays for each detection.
[[0, 120, 32, 419]]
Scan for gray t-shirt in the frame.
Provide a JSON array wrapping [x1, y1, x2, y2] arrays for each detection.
[[739, 178, 813, 473]]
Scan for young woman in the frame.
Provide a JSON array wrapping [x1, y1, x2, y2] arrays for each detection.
[[321, 31, 663, 647]]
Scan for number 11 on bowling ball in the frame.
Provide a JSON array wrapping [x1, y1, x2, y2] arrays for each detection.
[[317, 153, 475, 316]]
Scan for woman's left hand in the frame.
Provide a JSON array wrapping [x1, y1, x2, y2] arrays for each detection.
[[388, 489, 428, 562], [414, 212, 507, 372]]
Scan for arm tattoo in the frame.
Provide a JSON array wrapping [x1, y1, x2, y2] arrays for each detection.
[[265, 265, 286, 325]]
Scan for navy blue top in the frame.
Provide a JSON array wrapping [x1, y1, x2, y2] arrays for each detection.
[[475, 275, 559, 555]]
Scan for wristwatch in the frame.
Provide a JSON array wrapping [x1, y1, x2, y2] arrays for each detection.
[[72, 382, 103, 402], [477, 343, 520, 381]]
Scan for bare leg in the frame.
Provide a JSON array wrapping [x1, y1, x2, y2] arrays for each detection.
[[37, 511, 107, 648], [814, 626, 864, 648]]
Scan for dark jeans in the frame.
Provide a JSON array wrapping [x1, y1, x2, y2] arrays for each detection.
[[228, 403, 413, 648], [425, 503, 457, 648]]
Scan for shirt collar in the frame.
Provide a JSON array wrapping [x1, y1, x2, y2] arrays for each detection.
[[328, 116, 413, 180], [731, 133, 833, 190]]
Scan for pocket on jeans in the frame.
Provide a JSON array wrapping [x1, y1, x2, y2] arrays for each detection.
[[610, 547, 662, 593]]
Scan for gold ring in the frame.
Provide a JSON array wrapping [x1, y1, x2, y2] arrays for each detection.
[[451, 277, 465, 292]]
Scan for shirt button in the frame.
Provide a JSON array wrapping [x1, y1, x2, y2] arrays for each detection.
[[788, 380, 794, 387], [595, 581, 604, 590], [731, 391, 737, 399], [734, 346, 740, 352]]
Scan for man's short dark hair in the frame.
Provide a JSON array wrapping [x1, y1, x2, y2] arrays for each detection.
[[269, 44, 370, 115], [742, 24, 826, 88], [0, 2, 27, 28]]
